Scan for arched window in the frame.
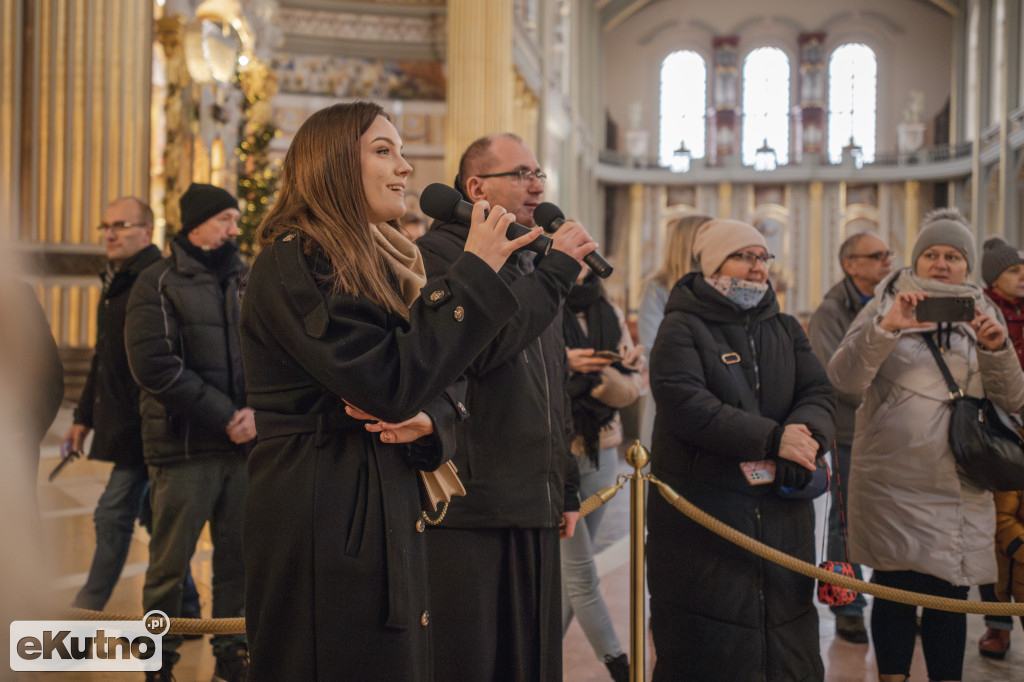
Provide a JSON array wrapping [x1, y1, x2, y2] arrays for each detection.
[[659, 50, 707, 166], [828, 43, 877, 164], [742, 47, 790, 166]]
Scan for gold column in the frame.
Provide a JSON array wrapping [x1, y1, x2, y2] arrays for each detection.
[[717, 182, 732, 219], [996, 0, 1011, 234], [627, 184, 645, 316], [808, 182, 824, 307], [7, 0, 152, 348], [905, 181, 921, 252], [0, 0, 22, 241], [445, 0, 517, 180]]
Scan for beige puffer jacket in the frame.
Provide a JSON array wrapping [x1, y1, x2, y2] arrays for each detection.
[[828, 272, 1024, 586]]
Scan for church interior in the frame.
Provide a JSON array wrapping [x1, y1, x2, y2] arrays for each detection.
[[4, 0, 1024, 679]]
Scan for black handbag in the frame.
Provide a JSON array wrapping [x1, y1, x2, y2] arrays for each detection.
[[924, 333, 1024, 492]]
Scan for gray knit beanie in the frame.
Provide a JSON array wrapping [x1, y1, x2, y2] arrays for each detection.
[[982, 236, 1024, 287], [911, 207, 975, 273]]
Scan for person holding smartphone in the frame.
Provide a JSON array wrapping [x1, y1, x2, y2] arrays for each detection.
[[561, 266, 644, 681], [828, 209, 1024, 682]]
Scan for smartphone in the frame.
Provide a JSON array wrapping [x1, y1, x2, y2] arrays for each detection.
[[915, 296, 975, 323], [592, 350, 623, 362]]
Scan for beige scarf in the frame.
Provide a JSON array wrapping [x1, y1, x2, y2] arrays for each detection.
[[367, 224, 467, 515], [370, 222, 425, 307]]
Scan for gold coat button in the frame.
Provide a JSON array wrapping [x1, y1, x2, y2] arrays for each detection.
[[420, 610, 430, 626], [415, 518, 426, 533], [456, 401, 467, 415], [453, 306, 465, 322], [429, 290, 445, 302]]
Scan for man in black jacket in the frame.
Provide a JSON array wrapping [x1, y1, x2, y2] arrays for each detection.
[[807, 231, 892, 644], [63, 198, 202, 616], [126, 184, 253, 682], [416, 133, 597, 681]]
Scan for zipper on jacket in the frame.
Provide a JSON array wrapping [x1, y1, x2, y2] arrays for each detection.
[[536, 341, 555, 525], [745, 315, 761, 398], [755, 504, 768, 681]]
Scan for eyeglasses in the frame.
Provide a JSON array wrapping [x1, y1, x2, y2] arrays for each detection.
[[848, 250, 895, 262], [97, 221, 149, 232], [727, 251, 775, 267], [475, 168, 547, 186]]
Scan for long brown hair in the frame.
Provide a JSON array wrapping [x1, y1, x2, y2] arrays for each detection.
[[649, 213, 713, 289], [258, 101, 409, 317]]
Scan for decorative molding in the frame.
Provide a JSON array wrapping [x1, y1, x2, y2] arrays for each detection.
[[278, 7, 442, 44], [272, 53, 445, 100]]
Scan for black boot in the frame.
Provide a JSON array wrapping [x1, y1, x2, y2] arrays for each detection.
[[604, 653, 629, 682]]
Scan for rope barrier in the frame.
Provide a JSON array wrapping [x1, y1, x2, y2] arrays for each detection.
[[650, 474, 1024, 616], [67, 608, 244, 635], [61, 464, 1024, 636]]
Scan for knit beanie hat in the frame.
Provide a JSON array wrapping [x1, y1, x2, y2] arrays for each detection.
[[911, 207, 975, 273], [179, 183, 238, 234], [693, 219, 769, 276], [982, 236, 1024, 287]]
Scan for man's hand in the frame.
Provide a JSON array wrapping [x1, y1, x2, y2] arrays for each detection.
[[62, 423, 90, 455], [549, 219, 598, 266], [559, 511, 579, 539], [226, 408, 257, 444], [344, 401, 435, 444], [464, 201, 542, 272]]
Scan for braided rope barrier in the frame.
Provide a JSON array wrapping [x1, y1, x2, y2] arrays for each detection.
[[67, 608, 245, 635], [61, 464, 1024, 635], [649, 473, 1024, 616]]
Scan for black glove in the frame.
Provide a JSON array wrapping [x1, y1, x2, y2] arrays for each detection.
[[774, 459, 814, 490]]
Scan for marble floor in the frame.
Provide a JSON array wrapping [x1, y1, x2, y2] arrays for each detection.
[[18, 408, 1024, 681]]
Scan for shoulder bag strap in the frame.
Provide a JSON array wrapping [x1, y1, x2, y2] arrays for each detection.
[[922, 332, 964, 398], [707, 323, 759, 414]]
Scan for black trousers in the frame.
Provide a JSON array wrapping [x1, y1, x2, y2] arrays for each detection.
[[871, 570, 969, 680], [427, 526, 562, 682]]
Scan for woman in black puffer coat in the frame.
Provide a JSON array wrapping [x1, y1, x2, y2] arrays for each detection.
[[647, 219, 835, 682]]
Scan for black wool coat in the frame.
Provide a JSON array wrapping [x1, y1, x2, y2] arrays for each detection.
[[74, 244, 162, 465], [646, 273, 835, 682], [239, 235, 519, 682], [416, 220, 582, 528]]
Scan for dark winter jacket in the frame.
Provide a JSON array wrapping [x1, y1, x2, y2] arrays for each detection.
[[74, 244, 162, 465], [416, 220, 582, 528], [807, 275, 868, 444], [646, 272, 834, 682], [240, 234, 520, 681], [125, 240, 249, 465]]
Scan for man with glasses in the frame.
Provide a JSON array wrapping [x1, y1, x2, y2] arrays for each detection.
[[63, 199, 195, 611], [416, 133, 597, 681], [808, 231, 894, 644]]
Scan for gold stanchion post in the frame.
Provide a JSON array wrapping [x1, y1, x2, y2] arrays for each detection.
[[625, 439, 650, 682]]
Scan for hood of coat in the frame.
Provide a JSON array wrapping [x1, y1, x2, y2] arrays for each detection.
[[665, 271, 780, 325]]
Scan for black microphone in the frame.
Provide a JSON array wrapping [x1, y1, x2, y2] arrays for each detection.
[[419, 183, 552, 256], [533, 202, 614, 279]]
